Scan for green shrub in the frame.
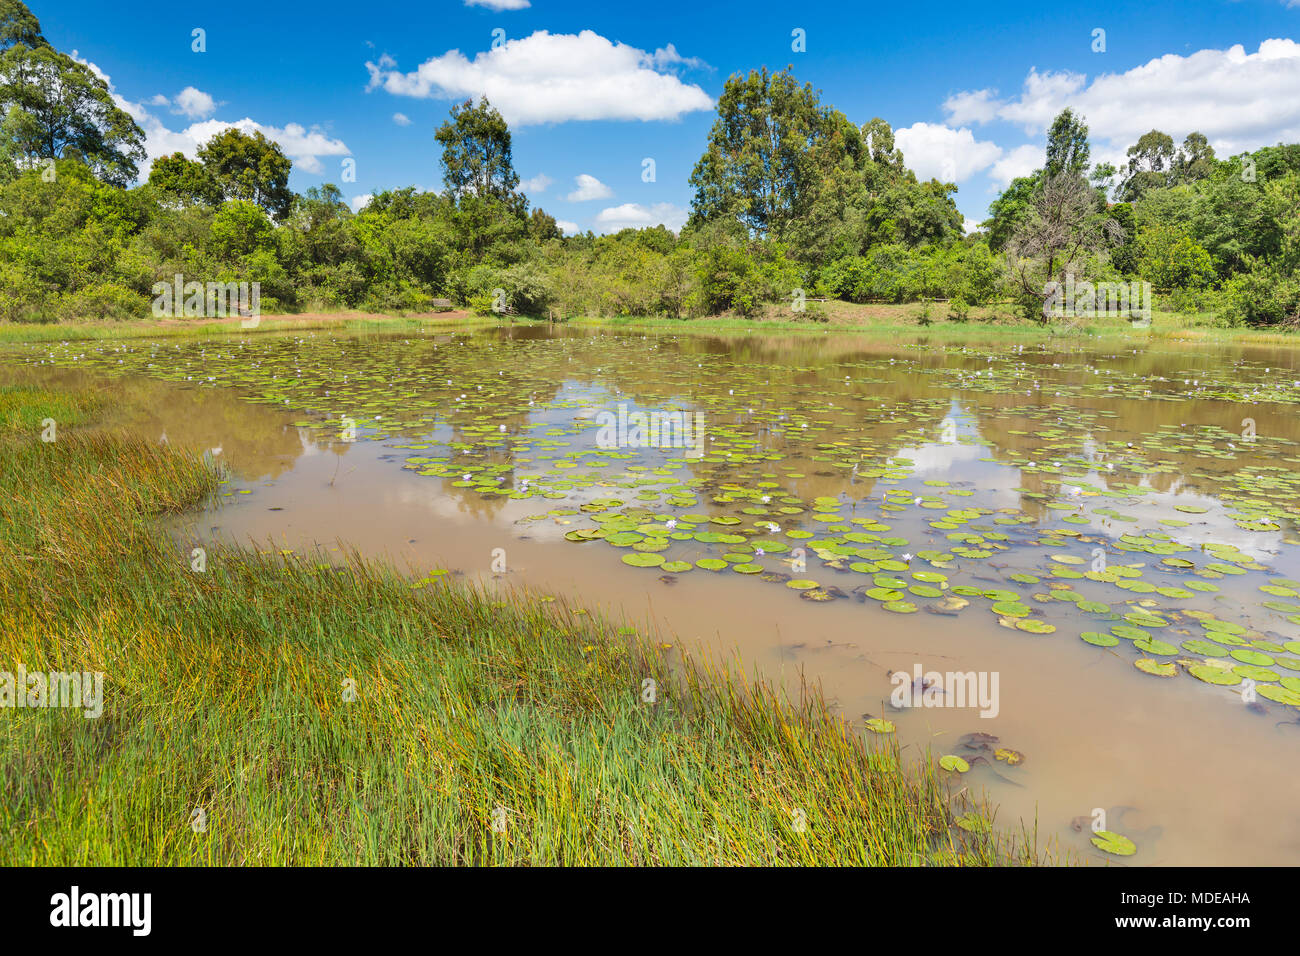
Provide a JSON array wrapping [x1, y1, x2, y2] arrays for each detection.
[[365, 281, 434, 314], [61, 282, 146, 321], [1218, 262, 1300, 327], [1137, 225, 1216, 292], [467, 291, 497, 316], [694, 245, 765, 316], [500, 260, 555, 316]]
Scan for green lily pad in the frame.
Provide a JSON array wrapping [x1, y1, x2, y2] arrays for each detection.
[[1187, 663, 1241, 685], [1090, 830, 1137, 856], [1135, 658, 1176, 677], [1081, 631, 1119, 647]]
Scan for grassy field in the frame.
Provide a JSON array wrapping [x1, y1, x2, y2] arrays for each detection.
[[0, 299, 1296, 348], [0, 384, 1040, 865], [0, 309, 494, 345], [572, 299, 1300, 345]]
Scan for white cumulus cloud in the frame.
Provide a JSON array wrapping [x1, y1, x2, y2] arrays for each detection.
[[520, 173, 552, 192], [893, 122, 1003, 183], [465, 0, 530, 9], [364, 30, 713, 125], [988, 144, 1043, 189], [172, 86, 217, 120], [555, 219, 580, 234], [593, 202, 687, 233], [565, 173, 613, 201], [944, 38, 1300, 160], [392, 112, 412, 126], [73, 53, 350, 179]]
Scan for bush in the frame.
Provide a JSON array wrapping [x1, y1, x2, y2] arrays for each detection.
[[500, 260, 555, 316], [448, 263, 502, 306], [61, 282, 146, 321], [694, 245, 765, 316], [817, 246, 915, 303], [1163, 285, 1222, 317], [1218, 263, 1300, 327], [365, 281, 434, 314], [1137, 225, 1216, 293], [952, 243, 1000, 305], [467, 291, 498, 316]]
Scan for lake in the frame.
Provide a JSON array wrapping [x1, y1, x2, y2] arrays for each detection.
[[8, 324, 1300, 865]]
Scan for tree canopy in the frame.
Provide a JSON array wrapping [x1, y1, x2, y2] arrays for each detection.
[[196, 128, 294, 220], [435, 98, 519, 201], [0, 2, 145, 186], [688, 67, 962, 259]]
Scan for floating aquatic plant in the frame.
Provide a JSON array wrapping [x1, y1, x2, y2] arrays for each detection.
[[11, 330, 1300, 719]]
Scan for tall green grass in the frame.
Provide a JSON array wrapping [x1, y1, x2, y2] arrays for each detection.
[[0, 312, 491, 346], [3, 304, 1297, 348], [0, 386, 1040, 865]]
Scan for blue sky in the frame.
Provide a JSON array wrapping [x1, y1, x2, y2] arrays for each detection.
[[36, 0, 1300, 231]]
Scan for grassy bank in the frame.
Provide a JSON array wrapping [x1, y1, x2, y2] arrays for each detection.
[[1, 300, 1297, 348], [567, 301, 1300, 346], [0, 385, 1038, 865], [0, 309, 494, 345]]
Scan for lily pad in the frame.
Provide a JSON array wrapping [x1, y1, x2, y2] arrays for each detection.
[[1135, 658, 1176, 677], [1090, 830, 1137, 856]]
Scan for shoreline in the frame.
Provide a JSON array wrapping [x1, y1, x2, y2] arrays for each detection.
[[0, 382, 1041, 865], [2, 302, 1298, 348]]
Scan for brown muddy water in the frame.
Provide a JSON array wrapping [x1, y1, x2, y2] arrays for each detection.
[[8, 325, 1300, 865]]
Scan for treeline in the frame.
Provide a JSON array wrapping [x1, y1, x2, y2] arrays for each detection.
[[0, 0, 1297, 326], [986, 115, 1300, 326]]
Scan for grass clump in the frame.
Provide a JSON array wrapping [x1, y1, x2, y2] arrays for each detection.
[[0, 386, 1039, 865]]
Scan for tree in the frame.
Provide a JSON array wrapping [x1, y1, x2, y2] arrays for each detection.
[[861, 117, 904, 168], [1119, 130, 1175, 201], [147, 152, 220, 206], [1172, 132, 1215, 185], [1105, 202, 1139, 274], [863, 177, 962, 246], [1137, 224, 1215, 292], [528, 207, 561, 242], [1251, 144, 1300, 181], [208, 199, 275, 260], [196, 128, 293, 220], [0, 31, 145, 185], [688, 67, 843, 240], [986, 110, 1095, 251], [1189, 174, 1288, 276], [689, 69, 961, 259], [435, 98, 519, 201], [983, 171, 1043, 252], [0, 0, 44, 52], [1045, 108, 1090, 178], [363, 186, 446, 220], [1005, 172, 1125, 322]]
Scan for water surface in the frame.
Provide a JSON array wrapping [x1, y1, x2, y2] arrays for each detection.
[[9, 326, 1300, 865]]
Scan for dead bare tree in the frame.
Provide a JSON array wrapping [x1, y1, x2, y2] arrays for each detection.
[[1006, 172, 1125, 323]]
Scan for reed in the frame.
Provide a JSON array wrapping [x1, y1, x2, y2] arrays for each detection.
[[0, 385, 1041, 865]]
